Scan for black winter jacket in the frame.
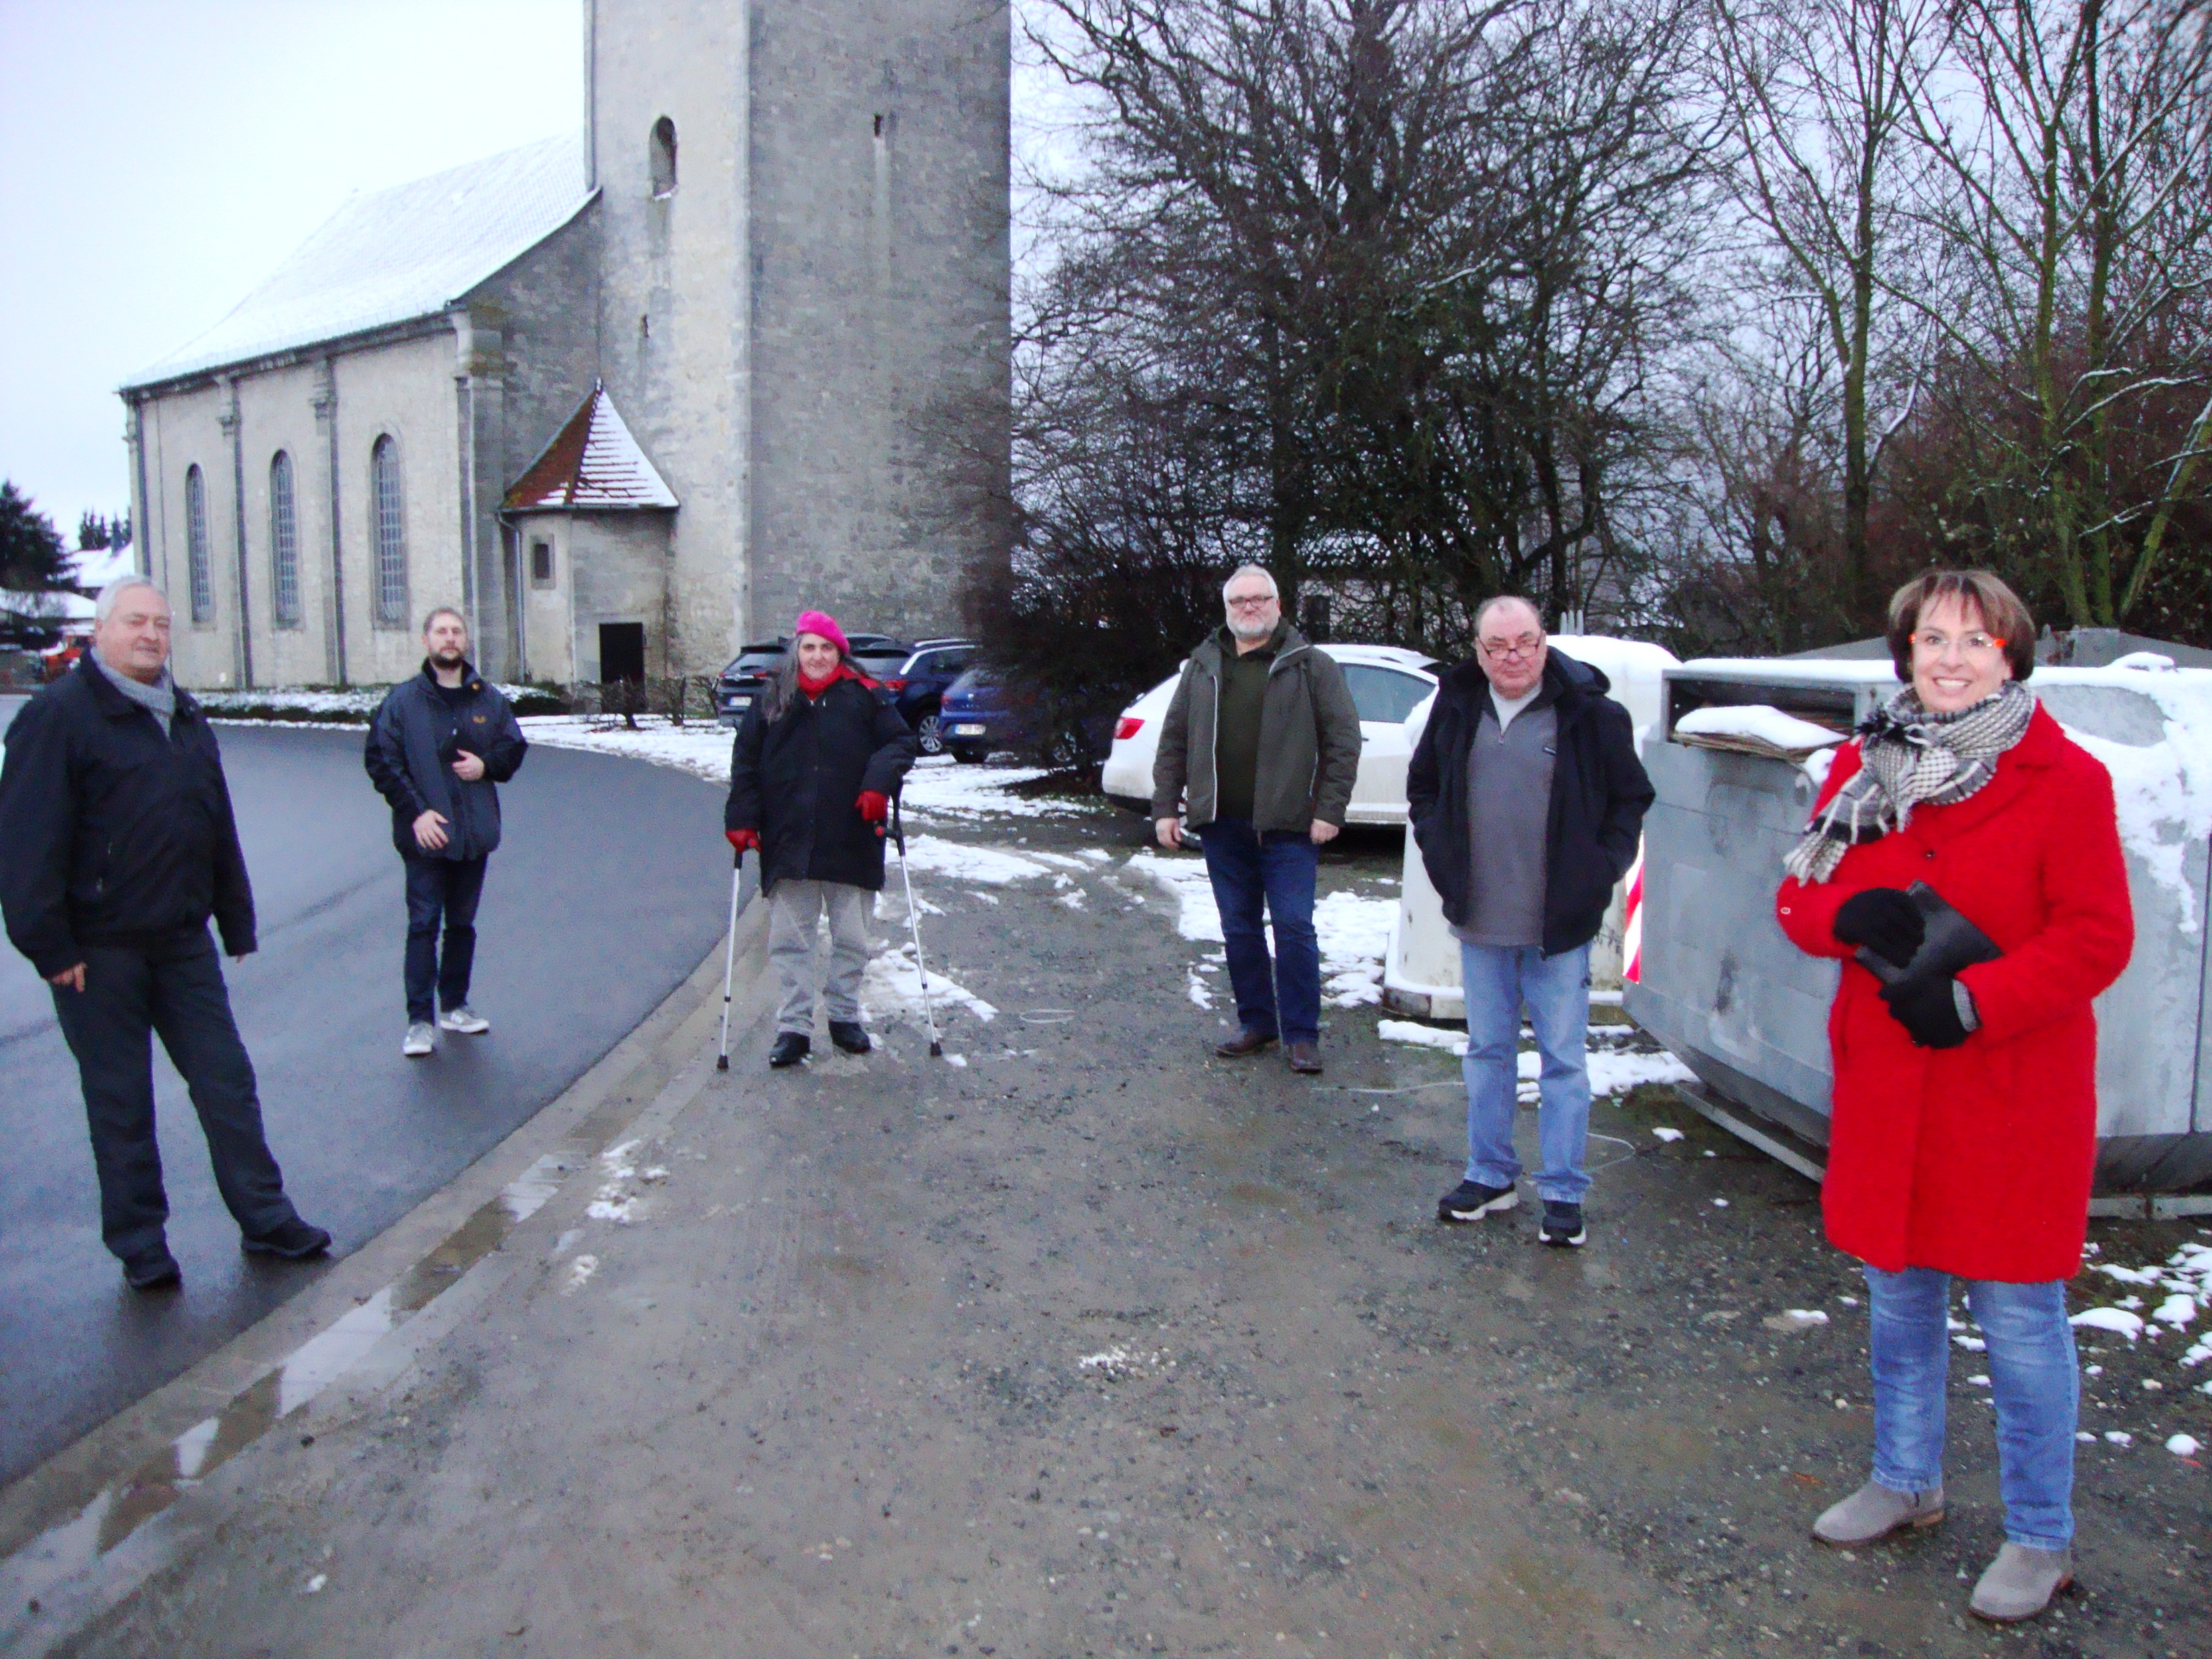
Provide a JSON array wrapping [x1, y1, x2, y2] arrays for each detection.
[[725, 674, 918, 892], [365, 663, 527, 861], [0, 659, 257, 976], [1405, 650, 1656, 957]]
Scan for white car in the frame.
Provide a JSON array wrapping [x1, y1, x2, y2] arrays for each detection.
[[1101, 643, 1441, 825]]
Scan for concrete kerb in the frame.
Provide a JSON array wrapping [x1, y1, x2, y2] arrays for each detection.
[[0, 893, 772, 1584]]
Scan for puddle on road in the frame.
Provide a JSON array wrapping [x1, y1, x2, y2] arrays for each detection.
[[1, 1147, 574, 1618]]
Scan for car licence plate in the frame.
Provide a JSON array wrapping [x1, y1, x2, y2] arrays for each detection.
[[951, 723, 986, 736]]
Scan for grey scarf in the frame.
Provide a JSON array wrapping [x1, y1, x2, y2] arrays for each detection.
[[92, 649, 177, 733], [1784, 680, 2036, 884]]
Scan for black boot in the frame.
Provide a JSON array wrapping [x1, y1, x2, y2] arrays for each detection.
[[828, 1020, 872, 1055], [769, 1032, 810, 1068]]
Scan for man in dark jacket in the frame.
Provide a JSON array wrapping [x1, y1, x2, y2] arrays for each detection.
[[0, 578, 329, 1288], [365, 607, 527, 1058], [1152, 564, 1363, 1074], [1407, 596, 1655, 1247], [725, 613, 918, 1066]]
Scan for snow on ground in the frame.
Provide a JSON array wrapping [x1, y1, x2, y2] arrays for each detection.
[[1127, 850, 1396, 1009], [1124, 850, 1224, 943], [897, 834, 1061, 887], [899, 757, 1077, 819], [516, 721, 1075, 824], [862, 940, 998, 1027], [519, 715, 732, 782], [1315, 890, 1394, 1007]]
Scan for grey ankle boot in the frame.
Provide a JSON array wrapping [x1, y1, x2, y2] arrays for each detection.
[[1811, 1479, 1945, 1546], [1969, 1543, 2072, 1622]]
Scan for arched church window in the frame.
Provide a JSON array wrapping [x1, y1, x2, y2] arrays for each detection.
[[269, 450, 300, 626], [650, 117, 677, 197], [185, 464, 213, 622], [371, 435, 407, 626]]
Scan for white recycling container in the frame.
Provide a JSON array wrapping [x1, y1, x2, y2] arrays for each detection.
[[1624, 656, 2212, 1204]]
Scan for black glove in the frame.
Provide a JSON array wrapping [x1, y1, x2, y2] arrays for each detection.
[[1833, 887, 1925, 969], [1880, 973, 1969, 1050]]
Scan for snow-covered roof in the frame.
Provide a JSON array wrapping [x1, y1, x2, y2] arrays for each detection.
[[66, 545, 137, 592], [501, 383, 678, 511], [127, 136, 594, 387]]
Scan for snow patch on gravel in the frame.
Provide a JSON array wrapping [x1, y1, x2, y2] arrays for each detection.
[[864, 941, 998, 1025]]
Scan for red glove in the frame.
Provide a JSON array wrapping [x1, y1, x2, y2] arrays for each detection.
[[726, 828, 760, 853], [855, 791, 890, 823]]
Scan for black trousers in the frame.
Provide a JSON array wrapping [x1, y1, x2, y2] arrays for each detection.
[[403, 855, 488, 1023], [48, 927, 298, 1262]]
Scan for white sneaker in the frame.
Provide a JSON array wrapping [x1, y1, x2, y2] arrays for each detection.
[[438, 1005, 490, 1035], [403, 1021, 435, 1058]]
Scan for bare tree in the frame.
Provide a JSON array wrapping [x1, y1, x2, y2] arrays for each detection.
[[1709, 0, 1947, 630], [1902, 0, 2212, 626]]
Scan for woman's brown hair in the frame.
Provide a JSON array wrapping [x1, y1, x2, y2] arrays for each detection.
[[1885, 569, 2037, 683]]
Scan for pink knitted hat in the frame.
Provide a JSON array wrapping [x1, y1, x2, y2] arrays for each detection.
[[792, 609, 850, 655]]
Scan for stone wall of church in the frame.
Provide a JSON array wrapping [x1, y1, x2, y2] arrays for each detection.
[[744, 0, 1011, 649], [590, 0, 753, 677], [134, 327, 467, 691], [463, 209, 604, 680]]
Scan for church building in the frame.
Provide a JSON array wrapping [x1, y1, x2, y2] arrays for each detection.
[[118, 0, 1010, 690]]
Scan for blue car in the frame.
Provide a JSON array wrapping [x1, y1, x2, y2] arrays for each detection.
[[882, 639, 978, 755], [936, 667, 1020, 764]]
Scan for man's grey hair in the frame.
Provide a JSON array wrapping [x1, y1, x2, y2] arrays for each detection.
[[1474, 594, 1544, 636], [1221, 563, 1279, 602], [95, 576, 167, 624], [421, 606, 468, 636]]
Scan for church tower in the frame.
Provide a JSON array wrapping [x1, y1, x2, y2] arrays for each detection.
[[586, 0, 1010, 664]]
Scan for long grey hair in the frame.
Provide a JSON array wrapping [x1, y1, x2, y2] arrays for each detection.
[[757, 639, 861, 725]]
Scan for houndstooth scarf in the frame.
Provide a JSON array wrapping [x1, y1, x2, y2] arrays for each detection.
[[1784, 680, 2036, 884]]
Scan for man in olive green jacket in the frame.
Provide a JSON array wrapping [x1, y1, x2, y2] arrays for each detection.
[[1152, 564, 1363, 1073]]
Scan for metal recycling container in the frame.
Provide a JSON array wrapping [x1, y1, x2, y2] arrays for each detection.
[[1623, 658, 2212, 1198], [1382, 636, 1680, 1018]]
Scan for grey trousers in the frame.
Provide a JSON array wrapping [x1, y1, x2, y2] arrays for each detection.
[[766, 879, 872, 1035]]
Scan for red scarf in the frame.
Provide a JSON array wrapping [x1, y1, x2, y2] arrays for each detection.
[[798, 663, 866, 699]]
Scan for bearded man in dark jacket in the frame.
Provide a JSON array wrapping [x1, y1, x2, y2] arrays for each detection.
[[0, 578, 328, 1288], [365, 607, 527, 1058], [1407, 596, 1654, 1249], [725, 611, 917, 1068]]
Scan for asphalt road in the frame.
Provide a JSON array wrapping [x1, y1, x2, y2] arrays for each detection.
[[0, 699, 736, 1483], [47, 799, 2206, 1656]]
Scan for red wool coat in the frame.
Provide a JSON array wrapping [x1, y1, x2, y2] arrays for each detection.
[[1776, 706, 2133, 1282]]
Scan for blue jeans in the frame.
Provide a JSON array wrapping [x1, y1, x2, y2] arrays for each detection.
[[1460, 940, 1592, 1202], [1864, 1265, 2077, 1548], [404, 855, 489, 1023], [1199, 818, 1320, 1044]]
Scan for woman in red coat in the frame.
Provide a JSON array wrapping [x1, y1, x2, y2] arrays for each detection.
[[1776, 570, 2132, 1624]]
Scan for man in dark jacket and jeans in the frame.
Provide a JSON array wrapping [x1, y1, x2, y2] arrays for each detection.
[[0, 577, 328, 1288], [1408, 596, 1655, 1247], [1152, 564, 1363, 1074], [365, 607, 527, 1058]]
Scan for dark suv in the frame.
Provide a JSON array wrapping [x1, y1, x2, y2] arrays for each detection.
[[883, 639, 979, 754], [715, 639, 788, 726]]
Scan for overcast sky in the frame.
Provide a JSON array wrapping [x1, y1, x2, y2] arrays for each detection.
[[0, 1, 577, 538], [0, 2, 1086, 548]]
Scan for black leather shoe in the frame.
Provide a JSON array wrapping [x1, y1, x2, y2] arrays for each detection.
[[122, 1244, 182, 1290], [769, 1032, 811, 1068], [828, 1020, 872, 1055], [1214, 1028, 1277, 1058], [1286, 1039, 1323, 1074], [242, 1217, 332, 1259]]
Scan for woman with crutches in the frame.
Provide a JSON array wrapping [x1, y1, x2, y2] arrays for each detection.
[[725, 612, 917, 1067]]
